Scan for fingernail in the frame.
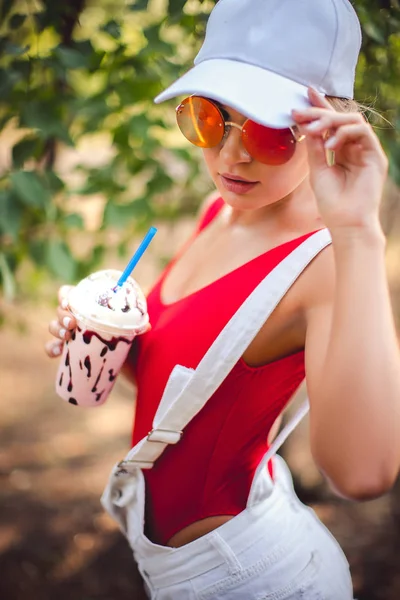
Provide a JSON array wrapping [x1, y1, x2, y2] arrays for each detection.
[[63, 317, 72, 328], [61, 299, 69, 310], [59, 328, 67, 339], [325, 137, 336, 148], [305, 121, 321, 131], [310, 87, 324, 96], [52, 345, 62, 356]]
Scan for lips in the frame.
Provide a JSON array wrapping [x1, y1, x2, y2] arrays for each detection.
[[219, 173, 258, 195]]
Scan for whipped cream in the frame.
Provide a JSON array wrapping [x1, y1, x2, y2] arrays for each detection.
[[68, 269, 149, 332]]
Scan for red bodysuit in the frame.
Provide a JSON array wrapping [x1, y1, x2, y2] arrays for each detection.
[[127, 198, 314, 545]]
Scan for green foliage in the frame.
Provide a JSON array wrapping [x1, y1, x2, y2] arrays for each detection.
[[355, 0, 400, 182], [0, 0, 399, 300], [0, 0, 210, 299]]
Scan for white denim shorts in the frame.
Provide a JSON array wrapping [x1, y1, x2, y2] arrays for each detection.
[[104, 455, 354, 600]]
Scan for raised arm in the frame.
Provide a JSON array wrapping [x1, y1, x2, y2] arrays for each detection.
[[293, 88, 400, 500]]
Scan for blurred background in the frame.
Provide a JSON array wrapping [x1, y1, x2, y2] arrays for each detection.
[[0, 0, 400, 598]]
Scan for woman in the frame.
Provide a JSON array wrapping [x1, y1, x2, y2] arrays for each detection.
[[46, 0, 400, 597]]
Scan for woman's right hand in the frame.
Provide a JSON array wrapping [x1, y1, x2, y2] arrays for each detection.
[[45, 285, 77, 358]]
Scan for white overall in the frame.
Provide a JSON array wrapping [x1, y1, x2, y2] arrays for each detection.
[[101, 230, 354, 599]]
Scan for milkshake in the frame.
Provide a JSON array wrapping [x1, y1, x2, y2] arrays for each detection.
[[55, 269, 149, 407]]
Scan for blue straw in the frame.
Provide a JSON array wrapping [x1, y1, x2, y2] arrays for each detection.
[[115, 226, 157, 288]]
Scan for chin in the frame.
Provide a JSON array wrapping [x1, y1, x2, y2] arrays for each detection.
[[217, 186, 281, 211]]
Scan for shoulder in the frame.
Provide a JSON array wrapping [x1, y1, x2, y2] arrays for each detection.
[[297, 237, 335, 316]]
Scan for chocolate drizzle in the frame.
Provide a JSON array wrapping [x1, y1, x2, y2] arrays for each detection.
[[84, 356, 91, 377], [65, 349, 73, 392], [91, 365, 104, 393], [59, 326, 131, 406], [82, 329, 132, 350]]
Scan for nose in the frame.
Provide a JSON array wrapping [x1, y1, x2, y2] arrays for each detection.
[[219, 124, 252, 165]]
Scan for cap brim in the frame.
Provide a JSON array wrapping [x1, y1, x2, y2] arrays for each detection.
[[154, 59, 311, 128]]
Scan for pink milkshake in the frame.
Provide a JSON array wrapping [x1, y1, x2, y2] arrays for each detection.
[[55, 269, 149, 407]]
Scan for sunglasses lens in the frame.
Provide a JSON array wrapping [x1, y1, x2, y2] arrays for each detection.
[[176, 97, 224, 148], [242, 121, 296, 165]]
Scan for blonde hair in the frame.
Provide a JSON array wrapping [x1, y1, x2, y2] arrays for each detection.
[[326, 96, 361, 114], [326, 95, 390, 127]]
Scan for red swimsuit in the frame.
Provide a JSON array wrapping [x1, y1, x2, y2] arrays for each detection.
[[127, 198, 314, 545]]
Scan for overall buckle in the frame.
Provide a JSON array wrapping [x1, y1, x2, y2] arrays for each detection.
[[147, 428, 183, 444]]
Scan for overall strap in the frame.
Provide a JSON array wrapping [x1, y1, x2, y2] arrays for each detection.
[[117, 229, 331, 472]]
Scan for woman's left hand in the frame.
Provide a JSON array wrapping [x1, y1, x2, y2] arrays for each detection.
[[292, 87, 388, 234]]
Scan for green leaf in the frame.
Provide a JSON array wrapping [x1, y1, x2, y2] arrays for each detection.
[[129, 114, 151, 139], [103, 203, 135, 228], [11, 59, 31, 80], [10, 171, 51, 208], [43, 170, 65, 194], [4, 41, 29, 55], [0, 190, 23, 241], [45, 239, 77, 281], [28, 239, 46, 266], [147, 171, 173, 194], [112, 124, 130, 147], [9, 13, 26, 29], [128, 0, 149, 11], [70, 40, 104, 71], [20, 101, 74, 146], [101, 20, 121, 39], [142, 25, 173, 55], [363, 22, 386, 45], [55, 46, 90, 69], [0, 252, 16, 301], [81, 244, 105, 274], [32, 11, 47, 33], [0, 0, 13, 23], [12, 137, 42, 168], [63, 213, 84, 229], [0, 67, 22, 96], [168, 0, 187, 17]]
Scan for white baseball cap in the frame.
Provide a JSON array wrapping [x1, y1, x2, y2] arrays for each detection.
[[154, 0, 362, 128]]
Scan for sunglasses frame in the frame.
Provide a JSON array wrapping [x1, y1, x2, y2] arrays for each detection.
[[176, 96, 306, 163], [221, 119, 306, 146]]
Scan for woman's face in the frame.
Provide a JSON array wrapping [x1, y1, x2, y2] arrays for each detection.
[[202, 102, 310, 211]]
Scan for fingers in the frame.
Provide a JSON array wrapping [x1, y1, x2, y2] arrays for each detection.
[[323, 123, 371, 152], [58, 285, 74, 308], [55, 285, 77, 340], [292, 94, 386, 169], [292, 107, 365, 133], [48, 317, 72, 342], [56, 306, 76, 331], [45, 339, 64, 358], [46, 285, 77, 359], [307, 87, 334, 110], [134, 322, 152, 335]]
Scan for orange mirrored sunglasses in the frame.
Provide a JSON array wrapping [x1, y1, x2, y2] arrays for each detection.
[[176, 96, 305, 166]]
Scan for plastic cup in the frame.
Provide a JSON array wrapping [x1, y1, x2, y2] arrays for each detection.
[[55, 269, 148, 407]]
